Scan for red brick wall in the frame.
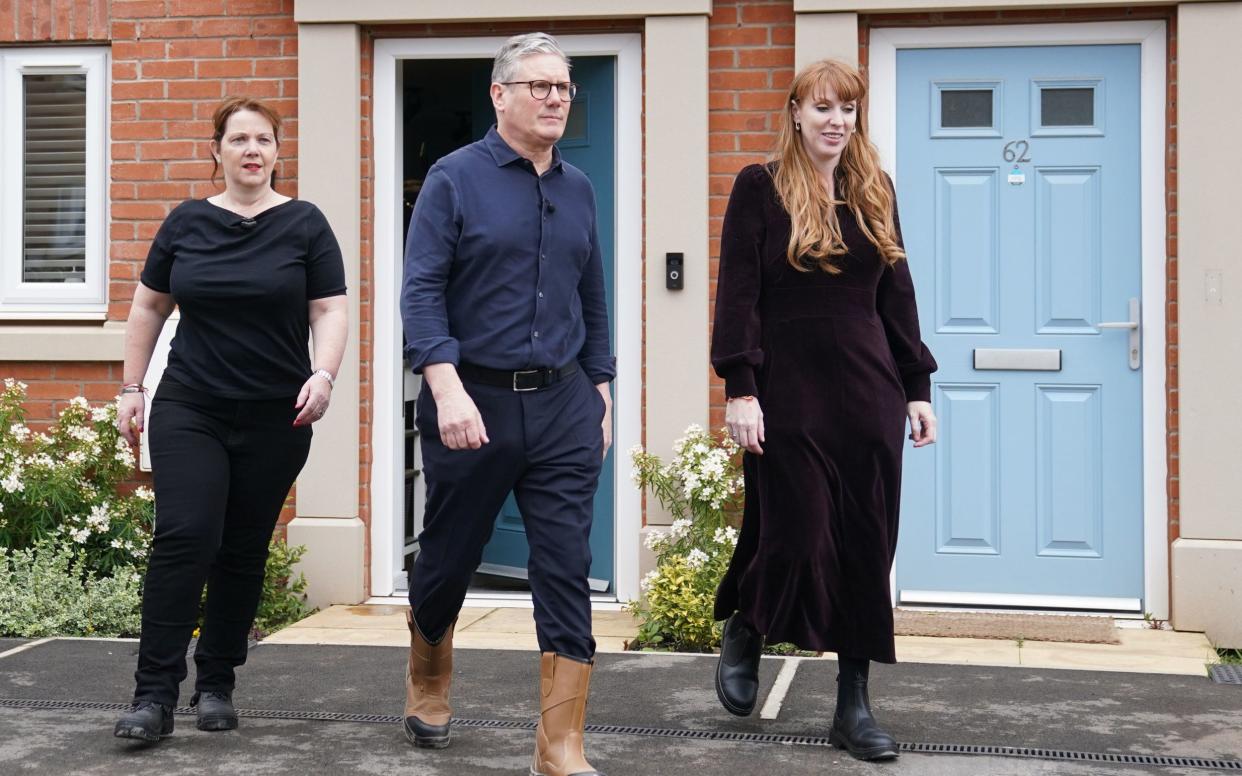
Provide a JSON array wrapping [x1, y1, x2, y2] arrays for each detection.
[[707, 0, 796, 431], [1, 0, 110, 41]]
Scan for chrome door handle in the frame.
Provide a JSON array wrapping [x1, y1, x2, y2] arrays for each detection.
[[1096, 297, 1140, 370]]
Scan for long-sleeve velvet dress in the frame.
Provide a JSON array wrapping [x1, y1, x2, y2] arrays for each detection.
[[711, 163, 937, 664]]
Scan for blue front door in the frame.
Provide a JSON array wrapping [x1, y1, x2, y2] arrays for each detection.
[[479, 56, 617, 592], [896, 45, 1144, 608]]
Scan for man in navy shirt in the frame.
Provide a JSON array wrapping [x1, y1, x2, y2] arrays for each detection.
[[399, 33, 613, 776]]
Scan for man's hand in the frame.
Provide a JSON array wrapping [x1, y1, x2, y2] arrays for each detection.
[[596, 382, 612, 459], [424, 363, 489, 450]]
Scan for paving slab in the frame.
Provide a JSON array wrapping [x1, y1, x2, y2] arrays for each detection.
[[781, 659, 1242, 761]]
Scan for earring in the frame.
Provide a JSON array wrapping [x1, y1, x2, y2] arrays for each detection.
[[794, 121, 801, 131]]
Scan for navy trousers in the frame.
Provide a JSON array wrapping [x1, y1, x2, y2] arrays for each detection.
[[408, 368, 605, 659]]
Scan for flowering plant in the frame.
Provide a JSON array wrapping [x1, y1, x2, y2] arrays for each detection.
[[626, 424, 744, 652], [0, 379, 153, 577]]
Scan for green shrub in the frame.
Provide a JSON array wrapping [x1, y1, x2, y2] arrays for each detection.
[[0, 380, 154, 577], [627, 424, 743, 652], [0, 543, 143, 638]]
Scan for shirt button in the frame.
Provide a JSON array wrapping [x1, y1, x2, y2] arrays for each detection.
[[533, 331, 540, 338], [538, 291, 544, 298]]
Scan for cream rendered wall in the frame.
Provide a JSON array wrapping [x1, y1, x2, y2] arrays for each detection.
[[643, 16, 710, 528], [795, 12, 859, 70], [288, 23, 366, 608], [1171, 0, 1242, 647]]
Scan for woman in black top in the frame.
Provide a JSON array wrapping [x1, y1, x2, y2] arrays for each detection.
[[113, 97, 347, 743]]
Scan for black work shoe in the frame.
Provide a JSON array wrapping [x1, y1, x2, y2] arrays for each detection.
[[114, 701, 174, 742], [191, 690, 238, 731], [829, 657, 899, 761], [715, 613, 764, 716]]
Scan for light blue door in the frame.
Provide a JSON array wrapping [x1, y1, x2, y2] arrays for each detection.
[[896, 45, 1144, 608], [479, 56, 617, 592]]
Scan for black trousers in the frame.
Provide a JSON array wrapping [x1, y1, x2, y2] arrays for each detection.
[[408, 369, 605, 659], [132, 379, 312, 706]]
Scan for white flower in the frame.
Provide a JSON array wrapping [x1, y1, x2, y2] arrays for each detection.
[[111, 538, 124, 549], [640, 570, 659, 591], [66, 450, 87, 466], [9, 424, 29, 442], [714, 526, 739, 546], [87, 503, 111, 531], [69, 397, 90, 410], [685, 548, 709, 569], [91, 407, 110, 423], [1, 466, 22, 493], [66, 424, 98, 444], [70, 527, 90, 544], [669, 518, 692, 539], [114, 447, 135, 466], [644, 530, 669, 551], [134, 486, 154, 502], [3, 378, 27, 392]]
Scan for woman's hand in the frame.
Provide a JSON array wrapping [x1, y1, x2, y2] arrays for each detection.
[[293, 372, 333, 427], [907, 401, 937, 447], [726, 396, 765, 455], [117, 393, 146, 445]]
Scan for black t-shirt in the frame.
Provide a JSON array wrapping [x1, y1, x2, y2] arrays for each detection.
[[140, 198, 347, 399]]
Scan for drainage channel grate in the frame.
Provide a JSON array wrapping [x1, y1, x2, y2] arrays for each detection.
[[1211, 664, 1242, 685], [3, 698, 1240, 772]]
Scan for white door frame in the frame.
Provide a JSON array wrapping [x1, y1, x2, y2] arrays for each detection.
[[870, 21, 1169, 618], [370, 34, 644, 604]]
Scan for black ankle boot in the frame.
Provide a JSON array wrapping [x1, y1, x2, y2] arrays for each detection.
[[828, 656, 898, 761], [715, 613, 764, 716], [191, 690, 238, 731], [114, 701, 174, 742]]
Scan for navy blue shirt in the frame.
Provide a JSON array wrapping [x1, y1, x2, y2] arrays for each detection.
[[401, 127, 615, 384]]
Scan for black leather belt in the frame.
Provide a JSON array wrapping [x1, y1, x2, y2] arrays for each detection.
[[458, 362, 578, 392]]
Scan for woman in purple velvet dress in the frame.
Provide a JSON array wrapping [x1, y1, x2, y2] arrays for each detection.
[[710, 59, 938, 761]]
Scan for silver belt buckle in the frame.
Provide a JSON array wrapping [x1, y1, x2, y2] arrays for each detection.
[[513, 369, 541, 392]]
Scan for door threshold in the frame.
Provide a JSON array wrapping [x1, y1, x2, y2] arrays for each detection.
[[366, 594, 626, 611], [896, 603, 1147, 620]]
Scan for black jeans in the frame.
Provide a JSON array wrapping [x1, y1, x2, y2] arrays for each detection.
[[132, 379, 312, 706]]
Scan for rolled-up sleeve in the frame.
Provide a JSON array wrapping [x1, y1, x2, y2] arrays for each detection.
[[401, 166, 462, 372], [576, 203, 616, 383]]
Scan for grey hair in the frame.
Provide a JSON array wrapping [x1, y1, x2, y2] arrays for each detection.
[[491, 32, 571, 84]]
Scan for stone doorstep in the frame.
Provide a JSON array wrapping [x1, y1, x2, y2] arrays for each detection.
[[263, 605, 1217, 676]]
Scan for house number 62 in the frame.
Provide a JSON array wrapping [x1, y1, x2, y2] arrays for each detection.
[[1003, 140, 1032, 163]]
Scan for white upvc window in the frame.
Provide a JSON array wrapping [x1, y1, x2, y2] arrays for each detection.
[[0, 47, 108, 318]]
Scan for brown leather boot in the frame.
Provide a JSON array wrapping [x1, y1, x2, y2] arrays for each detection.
[[402, 609, 453, 749], [530, 652, 605, 776]]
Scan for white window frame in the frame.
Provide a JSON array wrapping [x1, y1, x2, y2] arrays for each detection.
[[0, 47, 109, 319]]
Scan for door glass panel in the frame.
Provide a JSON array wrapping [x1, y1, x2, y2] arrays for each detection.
[[1041, 87, 1094, 126], [940, 89, 993, 128]]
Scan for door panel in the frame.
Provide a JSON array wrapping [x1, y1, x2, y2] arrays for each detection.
[[479, 55, 617, 592], [896, 44, 1144, 607]]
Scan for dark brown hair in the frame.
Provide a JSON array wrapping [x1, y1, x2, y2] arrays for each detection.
[[209, 96, 283, 189]]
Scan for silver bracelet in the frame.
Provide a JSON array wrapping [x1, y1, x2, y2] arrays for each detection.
[[311, 368, 335, 388]]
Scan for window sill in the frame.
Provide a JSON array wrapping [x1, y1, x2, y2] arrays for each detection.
[[0, 320, 125, 361]]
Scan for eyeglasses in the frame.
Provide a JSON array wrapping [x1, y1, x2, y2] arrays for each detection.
[[501, 80, 579, 101]]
